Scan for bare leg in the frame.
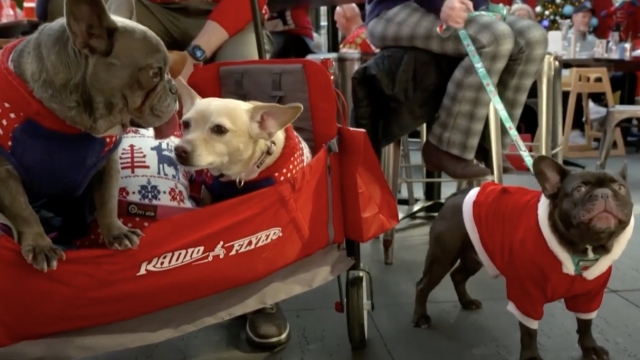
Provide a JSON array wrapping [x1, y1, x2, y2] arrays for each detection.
[[519, 322, 543, 360], [412, 191, 471, 328], [577, 318, 609, 360], [450, 249, 483, 310], [412, 245, 459, 328], [0, 157, 64, 271], [93, 152, 142, 249]]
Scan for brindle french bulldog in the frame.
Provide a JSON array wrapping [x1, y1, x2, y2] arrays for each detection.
[[413, 155, 633, 360]]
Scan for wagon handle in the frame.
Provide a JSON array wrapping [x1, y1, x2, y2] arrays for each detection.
[[334, 88, 348, 127], [249, 0, 267, 60]]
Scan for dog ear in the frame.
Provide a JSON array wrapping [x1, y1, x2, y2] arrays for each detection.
[[105, 0, 136, 20], [175, 77, 201, 115], [169, 52, 189, 80], [248, 103, 304, 140], [618, 162, 627, 182], [65, 0, 118, 56], [533, 155, 569, 197]]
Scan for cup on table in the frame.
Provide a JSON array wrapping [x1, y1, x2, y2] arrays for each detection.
[[594, 40, 607, 58]]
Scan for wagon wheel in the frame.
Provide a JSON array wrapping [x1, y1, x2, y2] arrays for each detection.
[[346, 269, 371, 350]]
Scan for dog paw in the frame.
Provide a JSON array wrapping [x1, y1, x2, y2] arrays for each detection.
[[581, 345, 609, 360], [412, 313, 432, 329], [20, 236, 66, 272], [460, 298, 483, 310], [519, 350, 544, 360], [101, 222, 143, 250]]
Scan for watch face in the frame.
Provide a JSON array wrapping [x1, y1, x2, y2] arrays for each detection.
[[189, 45, 206, 62]]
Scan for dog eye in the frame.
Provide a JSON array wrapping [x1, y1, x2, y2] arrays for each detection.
[[181, 120, 191, 131], [616, 184, 626, 193], [149, 66, 163, 81], [210, 125, 228, 135], [574, 185, 586, 194]]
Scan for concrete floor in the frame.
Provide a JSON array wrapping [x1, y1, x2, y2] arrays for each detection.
[[86, 154, 640, 360]]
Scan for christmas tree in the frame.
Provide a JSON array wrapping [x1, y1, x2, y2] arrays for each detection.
[[534, 0, 582, 30]]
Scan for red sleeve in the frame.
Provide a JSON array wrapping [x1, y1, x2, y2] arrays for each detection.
[[505, 277, 547, 329], [207, 0, 268, 39], [564, 268, 611, 319]]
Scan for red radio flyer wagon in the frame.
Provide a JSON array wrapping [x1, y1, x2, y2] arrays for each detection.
[[0, 2, 399, 358]]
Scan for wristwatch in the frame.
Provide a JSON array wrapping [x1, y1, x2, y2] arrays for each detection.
[[185, 44, 207, 63]]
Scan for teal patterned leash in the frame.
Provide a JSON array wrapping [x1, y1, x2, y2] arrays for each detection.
[[437, 4, 534, 172]]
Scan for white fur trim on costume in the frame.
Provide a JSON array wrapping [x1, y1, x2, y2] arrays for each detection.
[[462, 187, 501, 278], [506, 301, 539, 329], [537, 195, 635, 280], [574, 311, 598, 320]]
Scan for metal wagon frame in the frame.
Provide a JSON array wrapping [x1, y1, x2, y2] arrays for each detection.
[[246, 0, 373, 349]]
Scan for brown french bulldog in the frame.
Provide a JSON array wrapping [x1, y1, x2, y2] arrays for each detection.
[[413, 155, 634, 360]]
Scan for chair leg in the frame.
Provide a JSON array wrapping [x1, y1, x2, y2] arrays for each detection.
[[488, 102, 504, 183], [596, 114, 617, 170], [380, 141, 400, 265], [400, 136, 415, 206]]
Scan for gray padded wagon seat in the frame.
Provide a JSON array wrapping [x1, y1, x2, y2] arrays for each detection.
[[351, 47, 462, 156]]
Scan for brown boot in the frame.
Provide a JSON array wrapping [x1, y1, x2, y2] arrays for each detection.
[[474, 144, 517, 174], [422, 140, 491, 179]]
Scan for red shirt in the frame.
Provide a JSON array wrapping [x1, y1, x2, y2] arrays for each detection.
[[265, 6, 314, 40], [463, 182, 634, 329], [146, 0, 268, 39], [340, 25, 378, 54]]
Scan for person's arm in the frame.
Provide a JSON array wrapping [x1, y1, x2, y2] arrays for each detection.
[[191, 0, 268, 58]]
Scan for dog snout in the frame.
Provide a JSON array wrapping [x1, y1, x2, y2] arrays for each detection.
[[174, 144, 190, 163], [589, 189, 613, 201]]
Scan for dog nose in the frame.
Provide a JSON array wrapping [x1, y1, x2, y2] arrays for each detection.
[[590, 189, 612, 200], [168, 79, 177, 95], [174, 144, 190, 161]]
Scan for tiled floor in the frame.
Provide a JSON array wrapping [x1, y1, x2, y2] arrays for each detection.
[[87, 154, 640, 360]]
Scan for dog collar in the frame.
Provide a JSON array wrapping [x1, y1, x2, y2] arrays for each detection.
[[220, 140, 276, 187], [570, 254, 601, 275]]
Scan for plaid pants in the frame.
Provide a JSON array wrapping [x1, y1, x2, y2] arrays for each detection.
[[367, 2, 548, 160]]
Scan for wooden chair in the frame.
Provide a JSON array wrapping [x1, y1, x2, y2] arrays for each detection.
[[562, 67, 626, 159]]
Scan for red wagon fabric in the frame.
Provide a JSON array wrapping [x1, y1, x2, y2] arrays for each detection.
[[0, 59, 395, 350]]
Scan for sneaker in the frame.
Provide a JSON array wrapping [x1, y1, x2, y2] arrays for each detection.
[[246, 303, 290, 350], [569, 129, 598, 148]]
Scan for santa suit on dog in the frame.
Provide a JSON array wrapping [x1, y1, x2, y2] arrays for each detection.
[[0, 39, 120, 202], [463, 182, 634, 329], [202, 126, 312, 203]]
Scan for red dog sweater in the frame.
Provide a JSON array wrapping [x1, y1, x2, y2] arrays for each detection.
[[0, 39, 120, 201], [463, 182, 634, 329]]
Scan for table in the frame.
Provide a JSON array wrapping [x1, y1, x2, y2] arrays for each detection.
[[560, 57, 640, 73], [558, 57, 640, 162]]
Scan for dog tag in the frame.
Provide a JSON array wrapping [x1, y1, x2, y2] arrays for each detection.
[[576, 259, 599, 274]]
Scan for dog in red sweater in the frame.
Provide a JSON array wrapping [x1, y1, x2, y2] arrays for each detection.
[[172, 78, 312, 205], [414, 156, 633, 360]]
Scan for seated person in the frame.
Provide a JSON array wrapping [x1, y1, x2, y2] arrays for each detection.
[[509, 3, 535, 20], [565, 2, 638, 145], [37, 0, 269, 78], [265, 6, 316, 59], [336, 4, 378, 53], [366, 0, 547, 179]]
